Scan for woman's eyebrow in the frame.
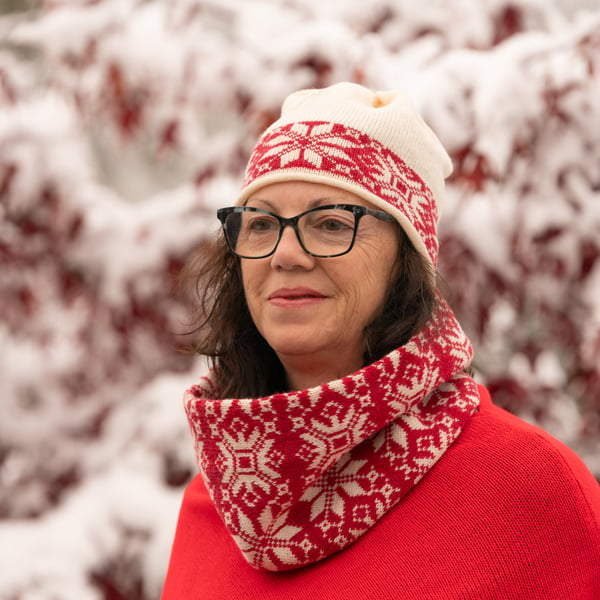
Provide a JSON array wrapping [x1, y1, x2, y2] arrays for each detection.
[[244, 198, 277, 211], [245, 196, 347, 212]]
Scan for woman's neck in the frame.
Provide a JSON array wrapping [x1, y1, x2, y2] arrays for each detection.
[[280, 353, 363, 391]]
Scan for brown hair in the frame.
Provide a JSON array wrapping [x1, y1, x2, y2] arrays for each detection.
[[178, 226, 439, 399]]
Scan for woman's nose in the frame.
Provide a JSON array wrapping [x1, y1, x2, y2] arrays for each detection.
[[270, 225, 314, 270]]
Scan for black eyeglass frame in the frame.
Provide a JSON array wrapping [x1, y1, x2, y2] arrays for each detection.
[[217, 203, 396, 259]]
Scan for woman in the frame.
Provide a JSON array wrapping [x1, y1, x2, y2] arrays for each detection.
[[162, 83, 600, 599]]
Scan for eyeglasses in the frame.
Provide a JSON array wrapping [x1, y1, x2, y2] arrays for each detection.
[[217, 204, 395, 259]]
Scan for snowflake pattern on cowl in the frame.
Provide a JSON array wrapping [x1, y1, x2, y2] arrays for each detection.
[[184, 303, 480, 571], [242, 120, 440, 267]]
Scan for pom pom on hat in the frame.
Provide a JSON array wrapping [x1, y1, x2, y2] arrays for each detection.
[[237, 82, 452, 268]]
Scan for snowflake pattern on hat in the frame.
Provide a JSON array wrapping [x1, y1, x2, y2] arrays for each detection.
[[241, 121, 440, 267]]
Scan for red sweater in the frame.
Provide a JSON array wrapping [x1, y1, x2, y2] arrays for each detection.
[[161, 386, 600, 599]]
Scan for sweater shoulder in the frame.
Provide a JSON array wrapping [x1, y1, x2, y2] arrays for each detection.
[[462, 385, 600, 528], [473, 385, 596, 477]]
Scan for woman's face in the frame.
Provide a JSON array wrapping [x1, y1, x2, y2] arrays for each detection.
[[240, 181, 400, 388]]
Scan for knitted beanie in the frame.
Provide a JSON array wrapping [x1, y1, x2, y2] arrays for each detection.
[[236, 82, 453, 268]]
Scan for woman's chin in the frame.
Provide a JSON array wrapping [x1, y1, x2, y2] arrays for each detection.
[[269, 337, 323, 360]]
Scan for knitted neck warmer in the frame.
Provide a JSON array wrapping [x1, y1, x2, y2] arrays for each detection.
[[184, 304, 480, 572]]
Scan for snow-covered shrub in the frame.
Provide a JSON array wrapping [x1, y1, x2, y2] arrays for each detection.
[[0, 0, 598, 597]]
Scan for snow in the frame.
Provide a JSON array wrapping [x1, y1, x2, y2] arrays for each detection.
[[1, 0, 599, 597]]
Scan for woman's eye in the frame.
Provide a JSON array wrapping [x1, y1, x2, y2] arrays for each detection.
[[311, 212, 354, 232], [247, 217, 278, 232], [321, 218, 349, 231]]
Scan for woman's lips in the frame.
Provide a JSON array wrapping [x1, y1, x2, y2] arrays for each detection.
[[267, 288, 326, 307]]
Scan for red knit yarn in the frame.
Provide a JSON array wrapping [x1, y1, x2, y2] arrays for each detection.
[[162, 387, 600, 599], [241, 120, 440, 267], [184, 304, 479, 571]]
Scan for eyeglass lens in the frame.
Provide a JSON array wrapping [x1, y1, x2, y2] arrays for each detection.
[[224, 207, 358, 258]]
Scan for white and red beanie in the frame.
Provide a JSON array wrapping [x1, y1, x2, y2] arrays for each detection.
[[236, 82, 453, 269]]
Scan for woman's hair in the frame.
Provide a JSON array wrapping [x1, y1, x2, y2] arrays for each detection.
[[178, 226, 439, 398]]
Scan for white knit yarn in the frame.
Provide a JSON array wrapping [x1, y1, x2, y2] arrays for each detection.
[[236, 82, 453, 267]]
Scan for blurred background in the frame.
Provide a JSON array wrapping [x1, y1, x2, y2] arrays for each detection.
[[0, 0, 599, 598]]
